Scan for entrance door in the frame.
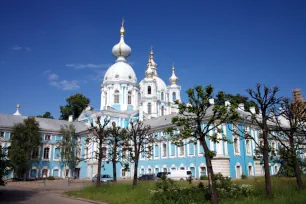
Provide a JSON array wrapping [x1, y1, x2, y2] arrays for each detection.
[[53, 169, 59, 177], [190, 167, 195, 178], [31, 169, 37, 178], [74, 168, 80, 179]]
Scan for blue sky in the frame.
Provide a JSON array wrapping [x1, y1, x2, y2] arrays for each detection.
[[0, 0, 305, 118]]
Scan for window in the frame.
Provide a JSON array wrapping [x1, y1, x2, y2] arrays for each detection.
[[122, 169, 126, 177], [200, 167, 206, 176], [234, 137, 240, 154], [114, 90, 119, 103], [122, 147, 128, 159], [179, 142, 184, 156], [65, 169, 69, 177], [128, 91, 132, 104], [85, 147, 89, 159], [161, 106, 164, 116], [148, 168, 152, 174], [172, 92, 176, 101], [148, 86, 151, 95], [43, 147, 50, 159], [161, 92, 164, 100], [104, 92, 107, 105], [189, 142, 195, 155], [0, 132, 4, 138], [162, 143, 167, 157], [54, 147, 60, 159], [246, 139, 251, 154], [45, 135, 51, 140], [148, 103, 152, 114], [42, 169, 48, 177], [154, 144, 159, 157], [102, 147, 107, 159], [163, 168, 167, 172], [180, 167, 185, 170], [274, 165, 278, 174], [32, 147, 39, 159], [248, 165, 253, 176]]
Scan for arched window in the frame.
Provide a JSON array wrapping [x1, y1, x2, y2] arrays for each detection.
[[148, 103, 152, 114], [128, 91, 132, 105], [161, 106, 164, 116], [148, 86, 151, 95], [104, 92, 107, 105], [161, 92, 164, 101], [172, 92, 176, 101], [114, 90, 119, 103]]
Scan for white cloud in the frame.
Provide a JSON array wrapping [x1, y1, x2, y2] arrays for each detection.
[[66, 63, 110, 69], [43, 70, 51, 75], [11, 45, 31, 51], [47, 72, 79, 91]]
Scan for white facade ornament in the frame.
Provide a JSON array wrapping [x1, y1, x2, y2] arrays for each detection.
[[13, 104, 21, 116]]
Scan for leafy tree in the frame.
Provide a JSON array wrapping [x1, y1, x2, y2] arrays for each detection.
[[125, 119, 153, 187], [0, 145, 10, 186], [58, 123, 80, 177], [271, 98, 306, 188], [87, 116, 110, 187], [60, 93, 91, 120], [107, 122, 127, 183], [245, 84, 282, 198], [216, 93, 258, 112], [9, 117, 41, 178], [170, 85, 238, 204], [37, 112, 54, 119]]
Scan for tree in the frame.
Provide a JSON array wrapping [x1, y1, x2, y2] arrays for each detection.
[[107, 122, 127, 183], [245, 84, 283, 198], [87, 116, 110, 187], [170, 85, 238, 204], [60, 93, 91, 120], [271, 98, 306, 188], [0, 145, 9, 186], [125, 119, 153, 187], [58, 123, 80, 177], [37, 112, 54, 119], [9, 117, 41, 178], [216, 94, 259, 113]]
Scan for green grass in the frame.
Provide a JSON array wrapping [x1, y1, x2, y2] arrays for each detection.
[[65, 176, 306, 204]]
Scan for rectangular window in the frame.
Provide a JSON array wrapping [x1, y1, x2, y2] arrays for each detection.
[[189, 142, 195, 155], [0, 132, 4, 138], [54, 147, 60, 159], [102, 147, 107, 159], [162, 143, 167, 157], [154, 144, 159, 158], [246, 140, 251, 154], [43, 147, 50, 159], [179, 142, 184, 156], [85, 147, 89, 159], [200, 167, 206, 176], [170, 143, 175, 156], [45, 135, 51, 140]]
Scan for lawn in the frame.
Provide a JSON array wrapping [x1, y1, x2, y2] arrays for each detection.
[[65, 176, 306, 204]]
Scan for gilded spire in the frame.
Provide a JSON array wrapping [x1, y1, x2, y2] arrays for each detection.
[[147, 54, 151, 67], [150, 46, 154, 56], [169, 63, 178, 85], [172, 62, 175, 71], [120, 18, 125, 35]]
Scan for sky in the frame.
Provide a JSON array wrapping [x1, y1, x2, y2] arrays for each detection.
[[0, 0, 305, 119]]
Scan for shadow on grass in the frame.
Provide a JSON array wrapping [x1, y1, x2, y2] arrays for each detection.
[[0, 188, 38, 203]]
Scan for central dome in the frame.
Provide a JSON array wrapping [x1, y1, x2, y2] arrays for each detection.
[[104, 61, 137, 84]]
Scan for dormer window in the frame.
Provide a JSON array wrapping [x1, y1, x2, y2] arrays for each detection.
[[45, 135, 51, 140], [148, 86, 152, 95]]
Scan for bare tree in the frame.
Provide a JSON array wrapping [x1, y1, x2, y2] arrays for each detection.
[[271, 98, 306, 188], [107, 122, 127, 183], [170, 85, 238, 204], [245, 84, 282, 198], [87, 116, 110, 187], [125, 119, 153, 187]]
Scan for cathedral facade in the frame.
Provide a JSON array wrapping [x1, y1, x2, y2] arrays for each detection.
[[0, 23, 285, 180]]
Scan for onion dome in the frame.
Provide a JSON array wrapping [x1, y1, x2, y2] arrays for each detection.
[[112, 19, 131, 61], [169, 64, 178, 85]]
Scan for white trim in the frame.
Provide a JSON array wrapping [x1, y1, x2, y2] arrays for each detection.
[[187, 139, 195, 157], [42, 145, 51, 161], [169, 141, 176, 158], [197, 140, 204, 156], [53, 145, 61, 161], [235, 162, 242, 179], [170, 164, 177, 170], [154, 143, 160, 159], [247, 163, 254, 176], [178, 140, 185, 158], [52, 167, 60, 177], [198, 163, 207, 178], [223, 125, 228, 155], [161, 142, 167, 158], [41, 166, 49, 177], [29, 166, 39, 178]]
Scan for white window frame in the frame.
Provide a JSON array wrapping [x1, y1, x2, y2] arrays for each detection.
[[178, 140, 185, 158], [53, 146, 61, 161], [43, 146, 50, 161], [246, 139, 252, 156], [154, 143, 160, 159], [169, 141, 176, 158], [52, 167, 60, 177], [235, 163, 242, 179], [233, 135, 240, 156], [44, 134, 51, 141], [187, 140, 195, 157], [161, 142, 167, 158], [114, 90, 120, 104], [199, 165, 207, 177], [248, 164, 254, 176], [197, 140, 204, 156]]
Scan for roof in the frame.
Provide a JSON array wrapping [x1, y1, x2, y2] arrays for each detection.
[[0, 114, 88, 134]]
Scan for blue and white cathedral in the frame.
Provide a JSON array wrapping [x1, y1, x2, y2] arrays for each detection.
[[0, 23, 285, 180]]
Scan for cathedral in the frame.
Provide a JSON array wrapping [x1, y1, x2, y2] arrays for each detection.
[[0, 23, 288, 180]]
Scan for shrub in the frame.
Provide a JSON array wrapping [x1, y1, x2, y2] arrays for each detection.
[[151, 178, 208, 204], [214, 173, 232, 188], [241, 174, 247, 179], [200, 175, 208, 180], [47, 176, 55, 180]]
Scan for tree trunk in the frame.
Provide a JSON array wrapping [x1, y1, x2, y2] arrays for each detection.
[[112, 158, 117, 183], [263, 133, 273, 197], [133, 156, 139, 187], [96, 157, 102, 187], [201, 140, 219, 204], [294, 158, 304, 188]]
